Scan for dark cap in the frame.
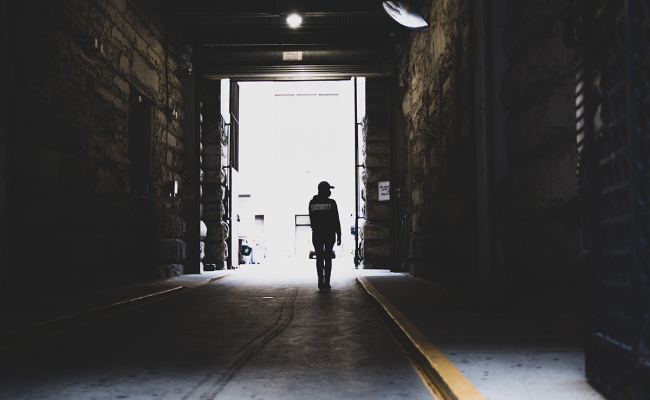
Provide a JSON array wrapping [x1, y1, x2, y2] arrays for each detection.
[[318, 181, 335, 192]]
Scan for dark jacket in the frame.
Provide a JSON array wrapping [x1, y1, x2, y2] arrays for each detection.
[[309, 195, 341, 236]]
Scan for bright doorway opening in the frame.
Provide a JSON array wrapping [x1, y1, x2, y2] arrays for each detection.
[[235, 79, 365, 265]]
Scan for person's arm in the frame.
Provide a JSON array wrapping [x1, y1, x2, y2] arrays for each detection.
[[333, 201, 342, 245]]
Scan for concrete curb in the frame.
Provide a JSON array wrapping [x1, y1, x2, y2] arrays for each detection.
[[0, 274, 231, 350], [356, 276, 486, 400]]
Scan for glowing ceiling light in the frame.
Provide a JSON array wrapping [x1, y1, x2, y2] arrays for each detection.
[[286, 13, 302, 28]]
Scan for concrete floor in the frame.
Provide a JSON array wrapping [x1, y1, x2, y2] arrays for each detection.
[[0, 258, 434, 400], [359, 271, 605, 400], [0, 257, 608, 400]]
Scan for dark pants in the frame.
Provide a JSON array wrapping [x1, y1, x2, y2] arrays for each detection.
[[312, 231, 335, 285]]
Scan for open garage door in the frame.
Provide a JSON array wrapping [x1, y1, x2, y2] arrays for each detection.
[[227, 81, 240, 269]]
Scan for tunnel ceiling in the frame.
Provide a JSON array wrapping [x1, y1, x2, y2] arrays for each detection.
[[164, 0, 407, 80]]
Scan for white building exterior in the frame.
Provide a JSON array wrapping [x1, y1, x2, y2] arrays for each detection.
[[237, 80, 364, 261]]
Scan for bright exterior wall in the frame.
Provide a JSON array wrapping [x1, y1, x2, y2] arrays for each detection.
[[237, 80, 359, 260]]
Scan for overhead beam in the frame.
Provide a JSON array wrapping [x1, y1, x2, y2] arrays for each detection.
[[163, 0, 386, 15], [193, 45, 391, 79], [180, 26, 393, 46]]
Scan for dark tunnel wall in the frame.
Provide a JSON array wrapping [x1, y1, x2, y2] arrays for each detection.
[[402, 0, 476, 291], [0, 1, 8, 291], [498, 0, 581, 331], [4, 0, 189, 299], [402, 0, 582, 334]]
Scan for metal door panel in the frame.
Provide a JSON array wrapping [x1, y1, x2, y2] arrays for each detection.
[[575, 0, 650, 397]]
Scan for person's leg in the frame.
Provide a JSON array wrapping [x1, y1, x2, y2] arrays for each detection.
[[323, 235, 335, 289], [312, 233, 325, 289]]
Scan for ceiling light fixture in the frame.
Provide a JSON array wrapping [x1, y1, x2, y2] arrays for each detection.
[[382, 1, 428, 31], [286, 13, 302, 28]]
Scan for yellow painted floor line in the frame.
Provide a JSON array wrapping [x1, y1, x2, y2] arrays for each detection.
[[109, 285, 185, 307], [357, 276, 486, 400]]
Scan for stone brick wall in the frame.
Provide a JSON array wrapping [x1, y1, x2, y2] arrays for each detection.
[[401, 0, 582, 333], [361, 79, 393, 269], [5, 0, 188, 298], [200, 79, 229, 270], [499, 0, 581, 328], [402, 0, 475, 292]]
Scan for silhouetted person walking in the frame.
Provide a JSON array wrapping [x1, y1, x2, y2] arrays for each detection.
[[309, 181, 342, 291]]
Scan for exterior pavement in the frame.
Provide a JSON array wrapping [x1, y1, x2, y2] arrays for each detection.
[[0, 258, 607, 399]]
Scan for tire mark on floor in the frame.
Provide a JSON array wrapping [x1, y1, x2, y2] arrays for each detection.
[[180, 282, 298, 400]]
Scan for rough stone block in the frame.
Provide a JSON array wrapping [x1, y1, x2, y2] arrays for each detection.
[[200, 220, 207, 240], [365, 153, 390, 168], [202, 143, 221, 156], [199, 240, 205, 260], [201, 116, 223, 143], [362, 167, 390, 184], [363, 239, 391, 261], [202, 154, 221, 170], [132, 52, 159, 93], [363, 120, 389, 141], [201, 202, 226, 218], [366, 203, 391, 221], [365, 141, 390, 154], [153, 238, 187, 264], [152, 212, 186, 239], [205, 240, 228, 261], [151, 264, 184, 279], [361, 222, 389, 240], [203, 204, 223, 220], [203, 182, 222, 200], [366, 185, 379, 202], [206, 220, 229, 241], [204, 169, 225, 185]]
